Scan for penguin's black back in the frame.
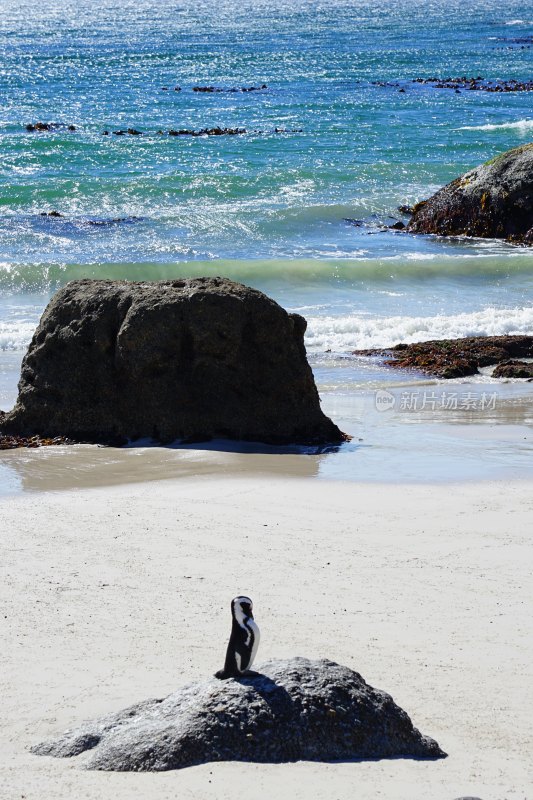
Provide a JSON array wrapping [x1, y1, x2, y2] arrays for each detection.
[[216, 619, 255, 679]]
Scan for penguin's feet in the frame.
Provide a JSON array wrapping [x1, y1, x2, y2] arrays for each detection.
[[214, 669, 233, 680]]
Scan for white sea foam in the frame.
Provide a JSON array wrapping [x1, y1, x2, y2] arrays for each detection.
[[305, 306, 533, 351], [0, 321, 36, 351], [458, 119, 533, 132]]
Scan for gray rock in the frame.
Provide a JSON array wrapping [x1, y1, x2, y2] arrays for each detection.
[[407, 143, 533, 243], [2, 278, 344, 445], [31, 658, 445, 771]]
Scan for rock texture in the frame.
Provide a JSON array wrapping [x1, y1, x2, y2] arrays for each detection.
[[407, 143, 533, 243], [31, 658, 445, 771], [492, 359, 533, 379], [354, 335, 533, 379], [2, 278, 344, 445]]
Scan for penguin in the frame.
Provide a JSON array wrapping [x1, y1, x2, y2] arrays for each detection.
[[215, 596, 260, 679]]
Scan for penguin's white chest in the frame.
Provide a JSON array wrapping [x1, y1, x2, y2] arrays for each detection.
[[246, 618, 260, 668]]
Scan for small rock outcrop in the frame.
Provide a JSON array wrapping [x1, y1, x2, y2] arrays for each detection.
[[26, 122, 76, 132], [113, 128, 143, 136], [354, 335, 533, 379], [407, 144, 533, 243], [492, 360, 533, 379], [31, 658, 445, 771], [2, 278, 344, 445]]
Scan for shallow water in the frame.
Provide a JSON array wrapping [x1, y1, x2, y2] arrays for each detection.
[[1, 0, 532, 490], [1, 352, 532, 494]]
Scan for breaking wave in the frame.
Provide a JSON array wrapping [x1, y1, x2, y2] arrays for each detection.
[[305, 306, 533, 351], [458, 119, 533, 132], [1, 254, 533, 292], [0, 320, 36, 351]]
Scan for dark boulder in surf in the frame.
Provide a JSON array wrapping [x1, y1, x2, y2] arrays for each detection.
[[407, 143, 533, 244], [2, 278, 345, 446], [31, 657, 445, 771]]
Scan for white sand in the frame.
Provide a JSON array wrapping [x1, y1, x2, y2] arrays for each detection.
[[1, 475, 532, 800]]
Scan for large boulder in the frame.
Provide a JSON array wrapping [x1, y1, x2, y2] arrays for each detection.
[[2, 278, 344, 445], [407, 143, 533, 243], [31, 657, 445, 771]]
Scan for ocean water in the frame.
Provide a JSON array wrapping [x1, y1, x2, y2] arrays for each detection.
[[1, 0, 532, 486]]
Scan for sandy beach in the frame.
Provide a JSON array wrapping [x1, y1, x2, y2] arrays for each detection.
[[2, 473, 531, 799], [2, 0, 533, 797]]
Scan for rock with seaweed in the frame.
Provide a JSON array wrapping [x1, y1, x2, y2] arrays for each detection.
[[492, 360, 533, 379], [353, 335, 533, 378], [407, 144, 533, 244]]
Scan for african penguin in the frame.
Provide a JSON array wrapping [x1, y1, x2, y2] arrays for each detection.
[[215, 596, 260, 679]]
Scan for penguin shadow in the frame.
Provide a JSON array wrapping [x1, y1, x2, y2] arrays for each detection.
[[232, 671, 294, 714], [222, 672, 446, 765]]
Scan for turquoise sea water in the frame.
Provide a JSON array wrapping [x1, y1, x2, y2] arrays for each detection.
[[1, 0, 532, 486]]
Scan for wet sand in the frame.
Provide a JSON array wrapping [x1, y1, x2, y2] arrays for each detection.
[[2, 347, 533, 492], [2, 388, 532, 493], [0, 442, 327, 494], [1, 476, 532, 800]]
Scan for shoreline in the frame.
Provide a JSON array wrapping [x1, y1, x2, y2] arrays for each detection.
[[2, 475, 531, 799], [2, 378, 532, 494]]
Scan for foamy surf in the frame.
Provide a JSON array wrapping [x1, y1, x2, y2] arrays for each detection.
[[305, 306, 533, 351], [0, 321, 36, 351], [458, 120, 533, 132], [6, 304, 532, 355]]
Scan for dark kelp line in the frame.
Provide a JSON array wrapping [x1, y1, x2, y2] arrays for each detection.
[[374, 77, 533, 92], [0, 412, 73, 451], [25, 123, 302, 137]]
